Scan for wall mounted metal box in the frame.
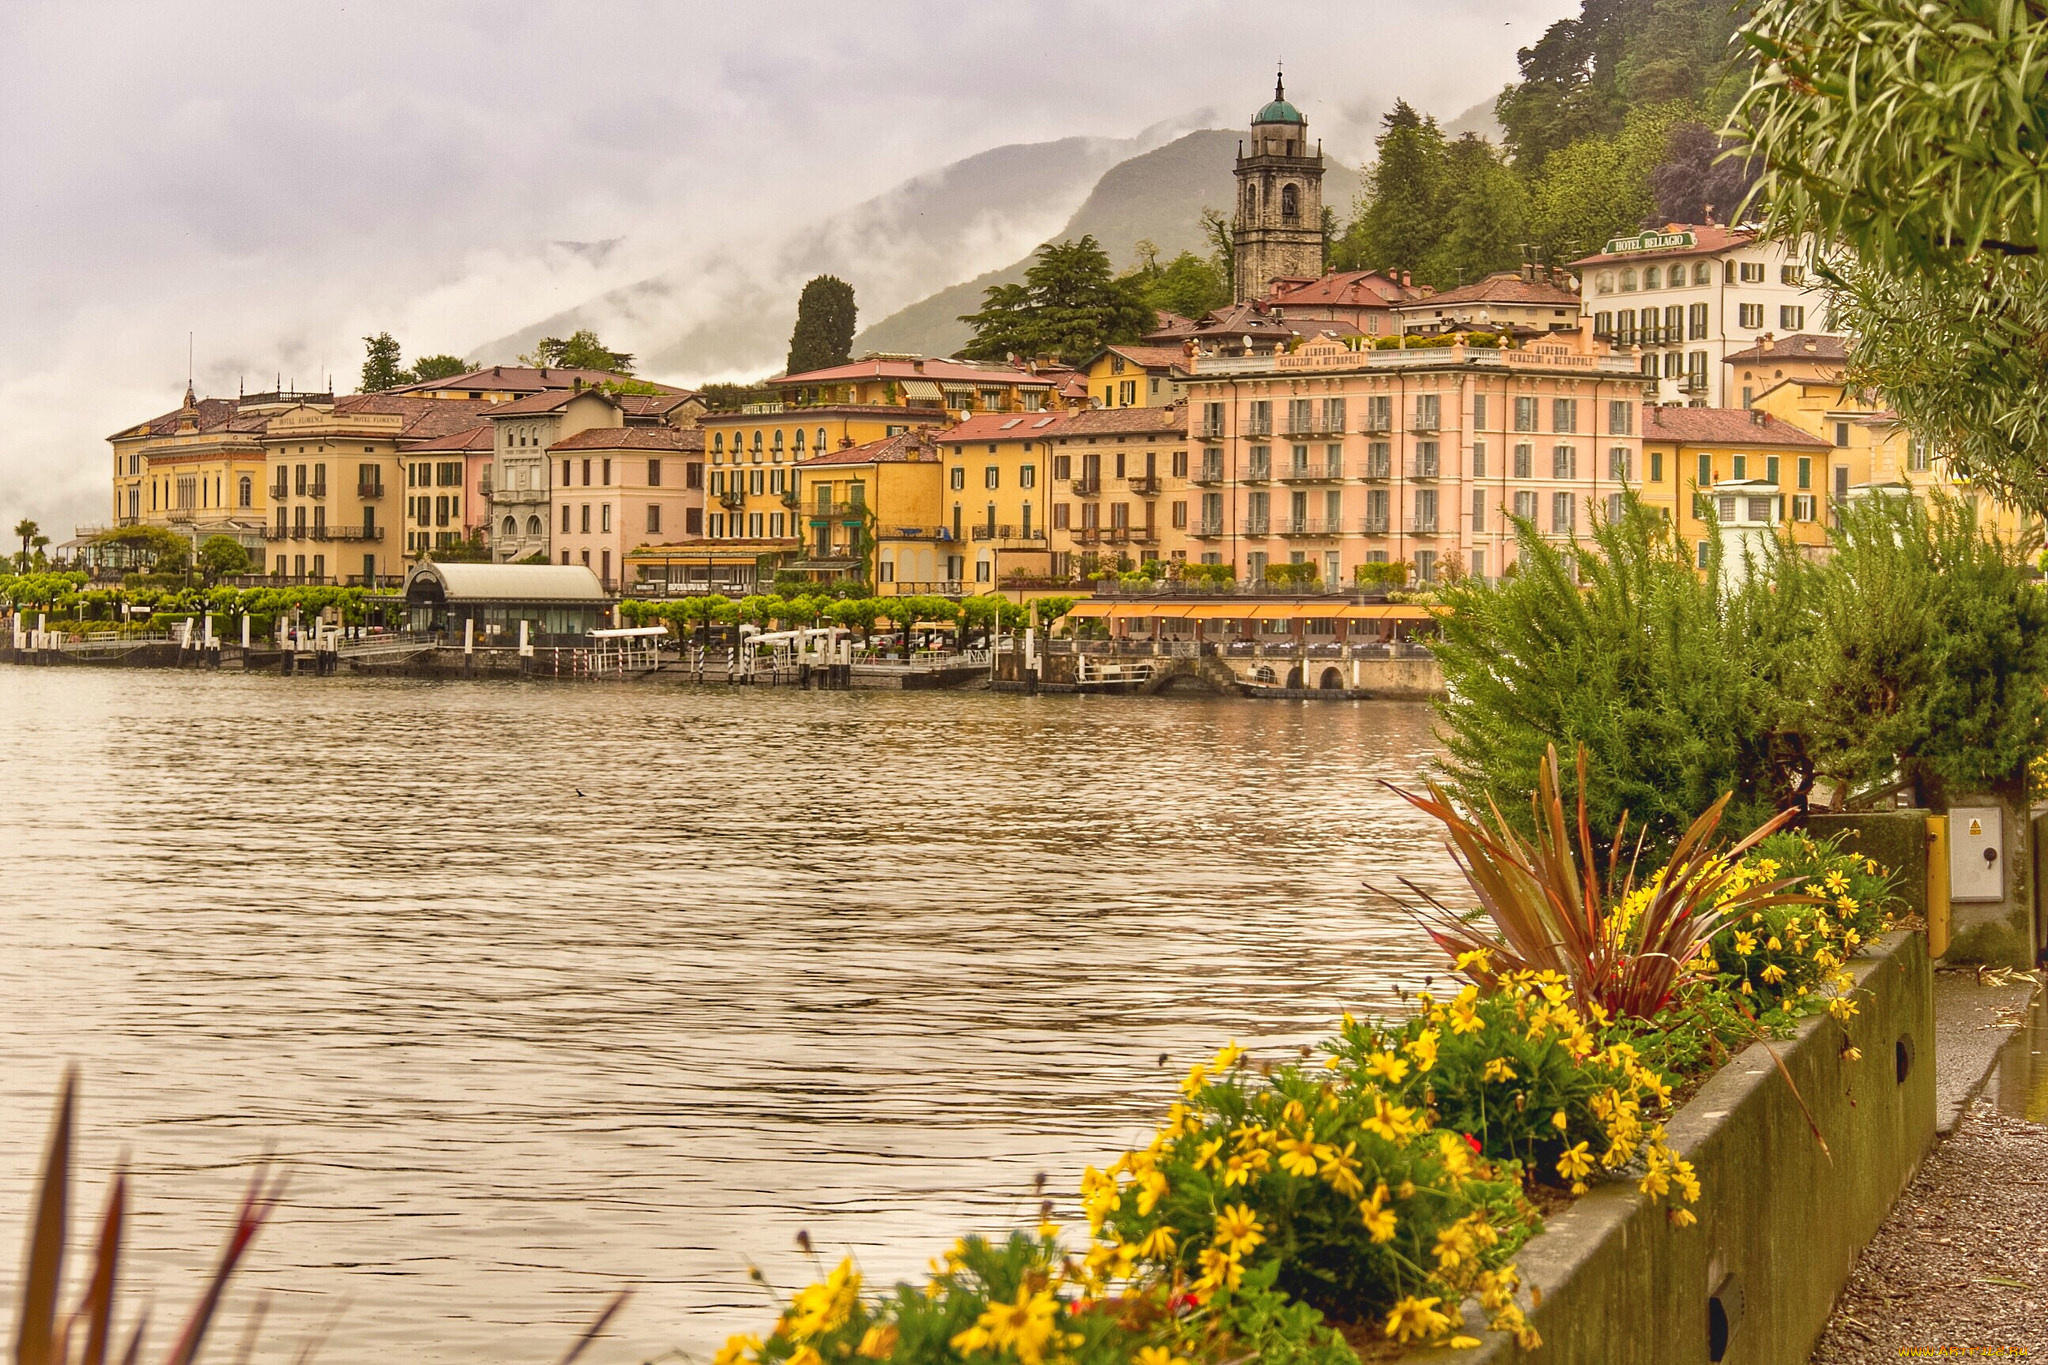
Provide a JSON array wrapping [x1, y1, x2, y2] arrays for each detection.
[[1949, 805, 2004, 903]]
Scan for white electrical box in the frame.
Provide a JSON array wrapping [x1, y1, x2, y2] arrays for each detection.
[[1949, 805, 2005, 903]]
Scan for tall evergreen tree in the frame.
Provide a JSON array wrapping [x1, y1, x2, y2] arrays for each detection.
[[359, 332, 406, 393], [958, 237, 1152, 364], [785, 275, 858, 376], [520, 330, 635, 374], [1342, 102, 1448, 278], [1420, 135, 1529, 289]]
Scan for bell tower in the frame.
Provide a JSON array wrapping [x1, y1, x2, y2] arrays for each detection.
[[1232, 72, 1326, 303]]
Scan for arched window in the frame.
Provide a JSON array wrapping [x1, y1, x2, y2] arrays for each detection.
[[1280, 183, 1299, 222], [1620, 269, 1638, 291], [816, 428, 828, 451], [526, 515, 543, 536], [502, 516, 518, 539], [712, 433, 723, 454], [793, 429, 806, 453], [1244, 182, 1258, 214], [238, 475, 252, 507], [1693, 262, 1712, 285], [772, 429, 784, 452], [1596, 271, 1615, 294], [751, 430, 763, 453], [1644, 266, 1661, 289]]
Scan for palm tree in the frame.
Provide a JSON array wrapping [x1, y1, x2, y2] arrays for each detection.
[[13, 518, 38, 574]]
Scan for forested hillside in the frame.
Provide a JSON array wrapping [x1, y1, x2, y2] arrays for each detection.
[[1332, 0, 1755, 288]]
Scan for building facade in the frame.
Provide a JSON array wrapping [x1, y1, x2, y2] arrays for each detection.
[[487, 388, 626, 563], [1392, 269, 1582, 337], [1232, 76, 1325, 302], [1574, 226, 1843, 407], [401, 423, 494, 560], [1181, 330, 1650, 585], [1079, 346, 1193, 409], [937, 412, 1071, 587], [792, 431, 947, 592], [546, 425, 706, 591], [1636, 405, 1836, 568], [1045, 406, 1192, 575]]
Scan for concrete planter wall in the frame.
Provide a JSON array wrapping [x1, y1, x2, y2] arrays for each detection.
[[1404, 931, 1933, 1365]]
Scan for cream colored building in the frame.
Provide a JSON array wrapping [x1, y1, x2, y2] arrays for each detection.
[[548, 426, 706, 590]]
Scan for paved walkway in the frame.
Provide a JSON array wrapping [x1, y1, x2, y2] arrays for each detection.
[[1811, 972, 2046, 1361]]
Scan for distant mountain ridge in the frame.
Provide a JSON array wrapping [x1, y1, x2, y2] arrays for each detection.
[[473, 127, 1185, 383], [853, 130, 1362, 359]]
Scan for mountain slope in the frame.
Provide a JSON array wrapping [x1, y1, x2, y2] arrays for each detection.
[[851, 130, 1362, 359], [473, 130, 1174, 382]]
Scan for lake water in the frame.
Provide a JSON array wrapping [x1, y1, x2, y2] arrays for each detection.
[[0, 667, 1463, 1363]]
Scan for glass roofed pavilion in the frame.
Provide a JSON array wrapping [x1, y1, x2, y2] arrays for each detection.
[[403, 562, 610, 645]]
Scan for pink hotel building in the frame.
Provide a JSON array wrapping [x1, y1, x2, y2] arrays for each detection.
[[1182, 329, 1653, 584]]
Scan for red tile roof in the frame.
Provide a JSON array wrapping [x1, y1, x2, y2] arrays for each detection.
[[385, 366, 692, 397], [1266, 270, 1416, 307], [547, 425, 705, 452], [483, 387, 623, 416], [937, 412, 1072, 445], [110, 396, 240, 441], [1396, 271, 1580, 308], [1723, 333, 1851, 365], [795, 429, 937, 467], [1051, 404, 1187, 439], [1640, 404, 1831, 448], [401, 423, 494, 453], [1092, 344, 1195, 371], [1569, 224, 1756, 268], [775, 357, 1056, 388]]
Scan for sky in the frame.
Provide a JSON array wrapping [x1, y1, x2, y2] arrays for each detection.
[[0, 0, 1577, 536]]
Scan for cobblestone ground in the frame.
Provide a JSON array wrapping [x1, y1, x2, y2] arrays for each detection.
[[1811, 1100, 2048, 1361]]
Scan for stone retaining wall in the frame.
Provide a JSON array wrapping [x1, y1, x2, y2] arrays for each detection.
[[1404, 930, 1934, 1365]]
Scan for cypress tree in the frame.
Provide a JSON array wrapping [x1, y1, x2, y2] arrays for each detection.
[[786, 276, 858, 376]]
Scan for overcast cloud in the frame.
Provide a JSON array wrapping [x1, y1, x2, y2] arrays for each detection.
[[0, 1, 1574, 533]]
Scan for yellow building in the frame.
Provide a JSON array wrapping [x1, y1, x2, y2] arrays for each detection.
[[789, 430, 947, 593], [1044, 406, 1192, 575], [261, 395, 497, 584], [1638, 404, 1836, 565], [1079, 345, 1194, 409], [935, 412, 1071, 588], [104, 386, 333, 562]]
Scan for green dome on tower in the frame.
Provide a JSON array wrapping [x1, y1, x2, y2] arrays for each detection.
[[1254, 73, 1304, 125]]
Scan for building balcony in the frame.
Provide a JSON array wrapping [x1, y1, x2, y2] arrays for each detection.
[[493, 487, 547, 505], [1280, 518, 1341, 537], [477, 475, 493, 497], [1358, 461, 1392, 481], [1362, 415, 1393, 434], [1280, 461, 1343, 483], [1104, 526, 1131, 544], [1244, 518, 1270, 536], [1244, 421, 1273, 437], [322, 526, 385, 542], [1360, 517, 1390, 535], [1409, 420, 1440, 435], [1125, 475, 1161, 496], [306, 483, 327, 499], [1192, 517, 1225, 538], [357, 481, 385, 499], [1191, 465, 1226, 486], [718, 490, 748, 510], [780, 489, 802, 509], [1070, 477, 1101, 496], [166, 508, 195, 523], [1283, 421, 1344, 438], [1409, 461, 1441, 480], [1130, 526, 1159, 544], [1241, 465, 1272, 484], [807, 501, 863, 521], [1409, 521, 1441, 536]]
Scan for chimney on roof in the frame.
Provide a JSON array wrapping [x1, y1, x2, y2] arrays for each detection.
[[493, 365, 501, 377], [912, 358, 925, 373], [1401, 271, 1412, 288], [1751, 408, 1767, 427], [1759, 332, 1775, 352], [573, 377, 583, 392]]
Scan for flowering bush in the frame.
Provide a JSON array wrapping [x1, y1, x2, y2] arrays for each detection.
[[1702, 832, 1898, 1022], [1329, 969, 1697, 1222], [1086, 1042, 1540, 1351]]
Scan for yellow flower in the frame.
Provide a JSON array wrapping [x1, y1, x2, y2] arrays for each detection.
[[1454, 948, 1494, 976], [1362, 1094, 1423, 1142], [1828, 995, 1859, 1022], [1669, 1207, 1698, 1228], [1365, 1050, 1411, 1084], [1179, 1063, 1209, 1098], [1318, 1141, 1366, 1199], [1766, 935, 1782, 951], [1836, 894, 1859, 914], [1213, 1202, 1266, 1255], [790, 1347, 824, 1365], [1436, 1130, 1474, 1178], [1211, 1040, 1246, 1071], [715, 1334, 761, 1365], [1383, 1295, 1453, 1343], [784, 1259, 861, 1340], [1481, 1056, 1517, 1083], [1136, 1348, 1189, 1365], [1760, 962, 1787, 985], [857, 1325, 899, 1359], [1732, 930, 1756, 955], [1192, 1245, 1244, 1296], [950, 1326, 991, 1354], [1823, 869, 1849, 894], [1132, 1225, 1177, 1260], [1359, 1183, 1399, 1242], [1556, 1140, 1592, 1194], [1402, 1027, 1441, 1073], [1276, 1134, 1325, 1178], [1135, 1168, 1169, 1216], [1550, 1108, 1570, 1133]]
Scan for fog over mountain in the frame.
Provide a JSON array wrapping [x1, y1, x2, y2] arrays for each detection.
[[0, 1, 1575, 531]]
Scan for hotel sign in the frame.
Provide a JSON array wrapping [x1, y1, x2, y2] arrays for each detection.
[[1603, 230, 1697, 254]]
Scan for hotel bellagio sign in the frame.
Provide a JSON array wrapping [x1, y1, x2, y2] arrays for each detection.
[[1602, 229, 1698, 254]]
